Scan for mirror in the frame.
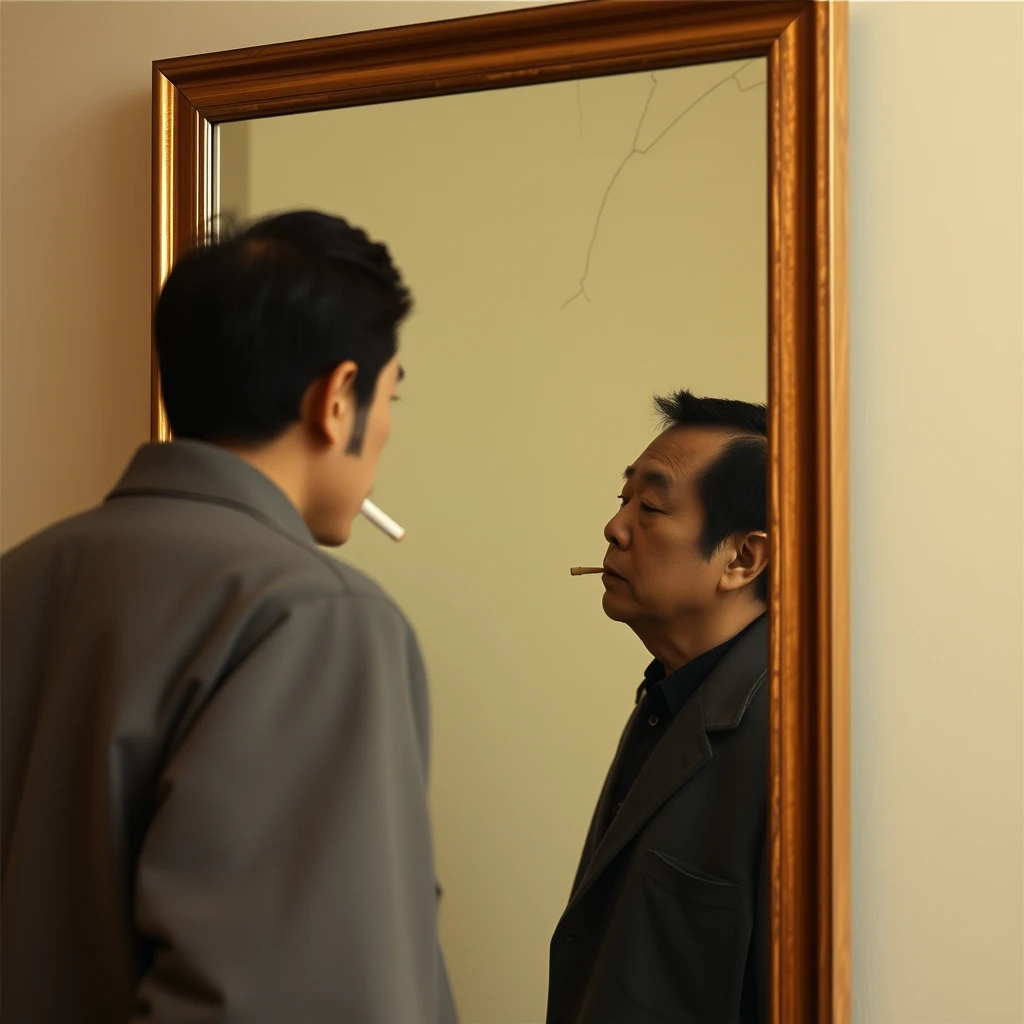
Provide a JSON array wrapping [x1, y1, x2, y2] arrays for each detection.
[[154, 3, 848, 1021], [217, 59, 767, 1020]]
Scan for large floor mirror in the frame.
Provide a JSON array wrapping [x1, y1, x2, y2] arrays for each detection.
[[153, 3, 848, 1022]]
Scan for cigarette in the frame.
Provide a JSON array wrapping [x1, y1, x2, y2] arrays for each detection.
[[361, 498, 405, 541], [570, 566, 604, 576]]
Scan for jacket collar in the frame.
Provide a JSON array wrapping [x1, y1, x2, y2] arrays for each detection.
[[106, 440, 315, 547], [702, 613, 768, 732]]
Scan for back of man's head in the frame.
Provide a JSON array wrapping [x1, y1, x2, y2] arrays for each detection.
[[154, 210, 412, 452], [655, 389, 768, 603]]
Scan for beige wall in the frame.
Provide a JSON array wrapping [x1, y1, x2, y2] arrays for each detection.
[[2, 3, 1023, 1023], [847, 4, 1024, 1022], [220, 64, 766, 1021]]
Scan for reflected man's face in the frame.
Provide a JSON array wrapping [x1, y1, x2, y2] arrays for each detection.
[[601, 426, 739, 631]]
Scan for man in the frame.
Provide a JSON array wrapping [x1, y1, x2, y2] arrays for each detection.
[[547, 391, 770, 1024], [1, 212, 457, 1023]]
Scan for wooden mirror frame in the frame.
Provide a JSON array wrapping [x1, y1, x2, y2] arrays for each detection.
[[151, 3, 849, 1021]]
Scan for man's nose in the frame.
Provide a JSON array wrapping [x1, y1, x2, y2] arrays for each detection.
[[604, 510, 629, 548]]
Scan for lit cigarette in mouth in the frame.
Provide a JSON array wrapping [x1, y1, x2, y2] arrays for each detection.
[[361, 499, 405, 542], [570, 566, 604, 576]]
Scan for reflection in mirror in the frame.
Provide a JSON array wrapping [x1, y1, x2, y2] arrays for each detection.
[[219, 57, 767, 1023]]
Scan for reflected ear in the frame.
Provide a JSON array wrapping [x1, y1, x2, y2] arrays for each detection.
[[720, 530, 769, 593], [301, 361, 358, 445]]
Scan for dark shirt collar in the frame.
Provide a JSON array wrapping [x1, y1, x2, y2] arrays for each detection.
[[107, 440, 315, 547], [637, 613, 767, 716]]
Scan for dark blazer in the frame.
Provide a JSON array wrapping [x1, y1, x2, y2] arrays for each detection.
[[1, 440, 457, 1024], [547, 617, 769, 1024]]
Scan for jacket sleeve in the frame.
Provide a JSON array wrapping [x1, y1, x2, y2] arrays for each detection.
[[130, 592, 451, 1023]]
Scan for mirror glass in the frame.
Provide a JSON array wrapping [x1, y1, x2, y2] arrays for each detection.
[[218, 57, 767, 1022]]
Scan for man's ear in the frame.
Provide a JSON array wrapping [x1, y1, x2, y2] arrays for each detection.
[[301, 361, 358, 446], [720, 530, 769, 594]]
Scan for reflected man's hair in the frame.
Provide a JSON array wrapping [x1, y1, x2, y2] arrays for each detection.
[[654, 390, 768, 603]]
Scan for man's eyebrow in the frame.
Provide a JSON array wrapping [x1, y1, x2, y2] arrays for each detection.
[[622, 465, 672, 490], [397, 364, 405, 382]]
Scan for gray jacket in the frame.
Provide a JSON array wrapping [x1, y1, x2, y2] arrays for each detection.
[[1, 440, 457, 1024]]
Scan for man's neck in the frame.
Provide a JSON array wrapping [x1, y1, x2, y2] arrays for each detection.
[[224, 434, 309, 522], [638, 602, 766, 676]]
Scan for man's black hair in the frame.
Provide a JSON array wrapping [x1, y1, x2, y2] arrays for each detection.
[[655, 390, 768, 603], [155, 210, 411, 452]]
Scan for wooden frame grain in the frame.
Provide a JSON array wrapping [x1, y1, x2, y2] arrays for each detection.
[[151, 3, 849, 1021]]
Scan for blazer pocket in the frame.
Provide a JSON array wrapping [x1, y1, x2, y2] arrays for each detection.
[[645, 850, 742, 910], [621, 849, 745, 1023]]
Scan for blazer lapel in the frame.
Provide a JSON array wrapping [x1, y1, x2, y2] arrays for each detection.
[[568, 692, 712, 909], [569, 703, 643, 897], [567, 615, 769, 911]]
